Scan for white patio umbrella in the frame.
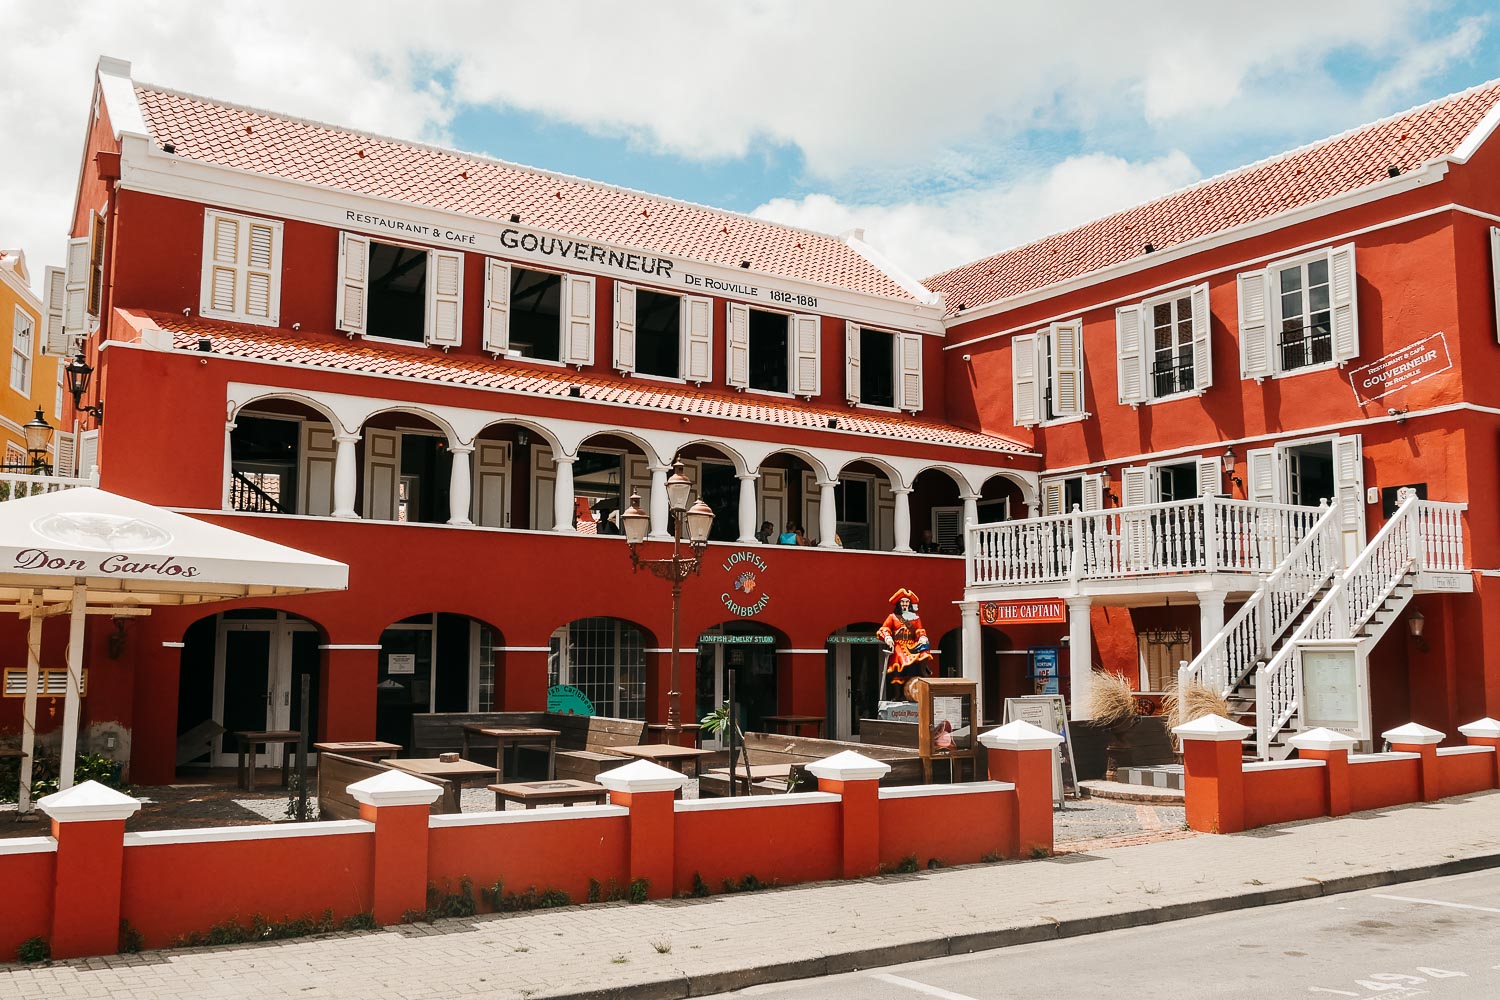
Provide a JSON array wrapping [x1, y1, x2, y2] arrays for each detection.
[[0, 488, 348, 809]]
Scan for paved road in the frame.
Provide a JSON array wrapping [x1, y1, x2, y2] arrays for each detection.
[[708, 869, 1500, 1000]]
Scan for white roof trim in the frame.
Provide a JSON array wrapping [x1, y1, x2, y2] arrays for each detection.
[[97, 56, 148, 138], [844, 234, 941, 307]]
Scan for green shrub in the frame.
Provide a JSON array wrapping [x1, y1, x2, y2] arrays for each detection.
[[17, 936, 49, 963], [628, 878, 649, 904], [119, 919, 144, 954]]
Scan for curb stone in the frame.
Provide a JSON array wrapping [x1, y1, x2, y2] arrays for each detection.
[[538, 850, 1500, 1000]]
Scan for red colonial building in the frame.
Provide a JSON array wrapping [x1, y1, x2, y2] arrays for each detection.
[[10, 58, 1500, 781]]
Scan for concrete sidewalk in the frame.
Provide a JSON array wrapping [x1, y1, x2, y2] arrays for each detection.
[[5, 791, 1500, 1000]]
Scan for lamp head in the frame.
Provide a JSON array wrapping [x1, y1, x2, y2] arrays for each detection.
[[1221, 447, 1237, 475], [665, 460, 692, 511], [65, 353, 93, 402], [22, 408, 53, 455], [621, 492, 650, 545], [684, 498, 715, 544]]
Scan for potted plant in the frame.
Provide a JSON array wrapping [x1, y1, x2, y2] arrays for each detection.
[[1088, 672, 1139, 780], [1162, 681, 1232, 756]]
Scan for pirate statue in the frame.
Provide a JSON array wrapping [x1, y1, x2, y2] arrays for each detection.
[[878, 588, 934, 700]]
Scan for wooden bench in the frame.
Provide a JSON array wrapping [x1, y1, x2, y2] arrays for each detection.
[[315, 752, 460, 820], [857, 719, 918, 749], [552, 715, 647, 782], [410, 712, 547, 759], [697, 732, 923, 798]]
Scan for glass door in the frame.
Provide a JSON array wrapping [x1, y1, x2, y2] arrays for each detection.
[[212, 622, 273, 767]]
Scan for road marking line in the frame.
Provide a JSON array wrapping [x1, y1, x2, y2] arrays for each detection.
[[870, 973, 980, 1000], [1372, 894, 1500, 914]]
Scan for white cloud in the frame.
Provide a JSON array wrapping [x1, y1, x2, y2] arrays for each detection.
[[0, 0, 1478, 287], [753, 152, 1203, 279]]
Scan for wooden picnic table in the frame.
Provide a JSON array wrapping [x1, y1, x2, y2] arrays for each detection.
[[645, 723, 703, 747], [611, 743, 713, 777], [233, 729, 301, 792], [706, 761, 795, 792], [460, 725, 560, 783], [762, 714, 826, 737], [383, 756, 497, 791], [313, 740, 401, 761], [489, 779, 608, 810]]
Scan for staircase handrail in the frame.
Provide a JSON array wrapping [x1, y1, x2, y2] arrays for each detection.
[[1254, 495, 1430, 758], [1179, 500, 1340, 704], [230, 470, 292, 514]]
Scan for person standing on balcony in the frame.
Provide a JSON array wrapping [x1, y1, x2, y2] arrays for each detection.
[[878, 588, 933, 700]]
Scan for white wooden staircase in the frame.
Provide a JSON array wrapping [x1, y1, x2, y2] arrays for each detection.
[[1181, 495, 1467, 759]]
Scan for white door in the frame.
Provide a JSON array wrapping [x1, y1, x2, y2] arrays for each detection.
[[696, 643, 727, 750], [831, 643, 854, 741]]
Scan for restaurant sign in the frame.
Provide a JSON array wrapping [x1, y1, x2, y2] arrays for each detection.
[[1348, 332, 1452, 405], [547, 684, 596, 716], [979, 599, 1067, 626], [720, 550, 770, 618]]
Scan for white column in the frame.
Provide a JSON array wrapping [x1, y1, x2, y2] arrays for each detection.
[[332, 433, 360, 518], [892, 487, 913, 553], [553, 455, 577, 533], [961, 493, 979, 529], [222, 421, 236, 509], [17, 594, 41, 813], [818, 480, 838, 548], [60, 585, 86, 790], [960, 602, 983, 724], [1198, 590, 1227, 649], [447, 445, 473, 526], [737, 473, 758, 543], [1067, 595, 1094, 721], [648, 464, 670, 540]]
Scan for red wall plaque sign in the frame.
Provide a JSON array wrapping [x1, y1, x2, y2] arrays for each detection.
[[979, 599, 1066, 626]]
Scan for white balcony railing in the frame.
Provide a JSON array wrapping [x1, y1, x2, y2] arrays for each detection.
[[0, 470, 98, 501], [965, 496, 1326, 589]]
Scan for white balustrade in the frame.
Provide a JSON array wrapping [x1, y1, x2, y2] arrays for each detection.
[[0, 471, 97, 501]]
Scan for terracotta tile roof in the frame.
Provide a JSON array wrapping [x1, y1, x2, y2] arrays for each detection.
[[122, 311, 1031, 456], [132, 85, 916, 302], [926, 80, 1500, 315]]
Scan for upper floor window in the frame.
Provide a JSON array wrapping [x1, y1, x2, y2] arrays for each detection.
[[11, 308, 33, 397], [480, 260, 595, 366], [1012, 319, 1084, 426], [1116, 284, 1210, 405], [1039, 472, 1103, 516], [200, 209, 283, 327], [844, 322, 922, 411], [337, 232, 461, 348], [613, 284, 712, 381], [727, 305, 820, 396], [1238, 244, 1357, 379]]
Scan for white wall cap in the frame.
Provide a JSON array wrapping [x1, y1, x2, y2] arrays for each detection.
[[978, 719, 1064, 751], [1382, 722, 1445, 745], [37, 780, 142, 822], [347, 769, 444, 807], [1172, 715, 1253, 742], [596, 759, 690, 794], [806, 750, 893, 782], [1458, 717, 1500, 739], [1288, 728, 1359, 752]]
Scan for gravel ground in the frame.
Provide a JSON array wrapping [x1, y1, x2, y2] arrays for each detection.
[[1054, 794, 1189, 850]]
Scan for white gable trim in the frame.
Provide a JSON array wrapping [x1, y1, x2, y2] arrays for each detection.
[[96, 57, 149, 138]]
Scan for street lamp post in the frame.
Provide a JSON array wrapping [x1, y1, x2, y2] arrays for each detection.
[[620, 460, 715, 736], [0, 408, 55, 474]]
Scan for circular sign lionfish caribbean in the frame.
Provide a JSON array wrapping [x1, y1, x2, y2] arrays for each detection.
[[720, 550, 770, 618]]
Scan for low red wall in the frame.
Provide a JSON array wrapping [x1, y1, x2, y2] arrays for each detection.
[[1348, 757, 1422, 812], [878, 787, 1015, 866], [120, 826, 375, 948], [428, 811, 630, 904], [674, 798, 841, 891], [0, 845, 54, 956], [1242, 763, 1327, 828], [1436, 749, 1495, 798]]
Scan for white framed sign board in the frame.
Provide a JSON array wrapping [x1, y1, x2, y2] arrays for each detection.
[[1003, 695, 1078, 807], [1297, 640, 1371, 742], [387, 653, 417, 676]]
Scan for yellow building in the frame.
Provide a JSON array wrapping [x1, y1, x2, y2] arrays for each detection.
[[0, 248, 64, 473]]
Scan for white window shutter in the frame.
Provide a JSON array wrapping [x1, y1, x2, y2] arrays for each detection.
[[54, 431, 76, 478], [1245, 447, 1279, 503], [482, 258, 511, 354], [1011, 332, 1039, 426], [896, 331, 923, 412], [1115, 303, 1146, 405], [1190, 282, 1212, 392], [1081, 473, 1104, 512], [563, 273, 595, 366], [613, 281, 637, 373], [336, 232, 370, 336], [1328, 243, 1359, 363], [78, 431, 99, 481], [200, 210, 282, 325], [42, 266, 67, 356], [726, 302, 749, 388], [203, 212, 239, 316], [1121, 466, 1152, 507], [1049, 319, 1085, 418], [1491, 227, 1500, 342], [426, 249, 464, 348], [243, 220, 280, 323], [63, 237, 89, 341], [792, 313, 821, 397], [1195, 456, 1223, 498], [1332, 435, 1365, 535], [1237, 268, 1271, 379], [844, 320, 861, 404], [88, 210, 105, 318], [683, 295, 713, 382], [1041, 479, 1065, 517]]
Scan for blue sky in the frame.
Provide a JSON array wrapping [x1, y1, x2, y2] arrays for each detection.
[[5, 1, 1499, 283]]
